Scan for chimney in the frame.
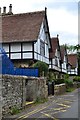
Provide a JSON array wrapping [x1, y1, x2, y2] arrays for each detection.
[[9, 4, 12, 14], [3, 6, 6, 14], [57, 34, 59, 38], [45, 7, 47, 13], [0, 7, 1, 14]]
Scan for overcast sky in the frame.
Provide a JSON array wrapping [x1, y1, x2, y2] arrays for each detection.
[[0, 0, 78, 45]]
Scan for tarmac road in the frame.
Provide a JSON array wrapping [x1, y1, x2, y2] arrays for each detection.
[[3, 88, 80, 120]]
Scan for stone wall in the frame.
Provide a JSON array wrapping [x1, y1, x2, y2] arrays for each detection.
[[0, 75, 2, 120], [26, 77, 48, 101], [2, 75, 48, 116], [2, 75, 26, 115], [54, 83, 66, 95], [73, 82, 78, 88]]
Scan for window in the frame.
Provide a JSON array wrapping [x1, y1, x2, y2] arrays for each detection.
[[55, 57, 58, 66], [40, 40, 45, 56]]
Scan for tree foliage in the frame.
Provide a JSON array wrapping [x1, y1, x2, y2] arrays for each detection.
[[33, 61, 48, 77], [60, 44, 80, 53]]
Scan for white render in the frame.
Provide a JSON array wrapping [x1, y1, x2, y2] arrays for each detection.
[[3, 43, 33, 59], [11, 53, 21, 59], [68, 68, 77, 75], [3, 44, 9, 52], [62, 56, 67, 73], [49, 49, 61, 71], [11, 43, 21, 52], [22, 43, 32, 51], [23, 53, 32, 59], [34, 21, 50, 64]]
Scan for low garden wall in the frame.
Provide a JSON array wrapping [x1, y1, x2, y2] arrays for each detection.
[[54, 82, 78, 95], [1, 75, 48, 116], [2, 75, 26, 116], [26, 77, 48, 101], [54, 83, 66, 95], [1, 74, 79, 116], [0, 76, 2, 120]]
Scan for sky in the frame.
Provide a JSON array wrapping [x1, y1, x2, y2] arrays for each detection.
[[0, 0, 79, 45]]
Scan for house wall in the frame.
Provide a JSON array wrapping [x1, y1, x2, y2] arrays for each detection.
[[68, 68, 77, 75], [49, 49, 61, 72], [3, 43, 33, 60], [67, 63, 77, 75], [52, 58, 61, 71], [62, 56, 67, 73], [34, 22, 49, 64]]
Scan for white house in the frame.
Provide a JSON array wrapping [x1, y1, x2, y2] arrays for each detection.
[[60, 46, 68, 73], [49, 36, 62, 78], [2, 5, 51, 67]]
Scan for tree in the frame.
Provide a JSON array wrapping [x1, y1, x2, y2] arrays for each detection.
[[60, 44, 80, 53], [33, 61, 48, 77]]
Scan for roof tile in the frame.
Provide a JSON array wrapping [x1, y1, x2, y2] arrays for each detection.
[[49, 37, 59, 58], [68, 54, 77, 68], [2, 11, 45, 43]]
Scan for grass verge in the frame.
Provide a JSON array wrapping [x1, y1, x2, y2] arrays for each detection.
[[10, 106, 21, 115], [34, 98, 48, 105], [66, 87, 75, 92]]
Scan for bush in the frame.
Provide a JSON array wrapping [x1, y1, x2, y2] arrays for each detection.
[[54, 79, 64, 84], [33, 61, 48, 77], [64, 79, 73, 88], [47, 72, 55, 82], [64, 74, 69, 80], [73, 76, 80, 82], [64, 74, 73, 87]]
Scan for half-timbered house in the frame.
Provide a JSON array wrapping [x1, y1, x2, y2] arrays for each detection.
[[2, 5, 51, 67], [68, 54, 78, 75], [49, 35, 62, 78], [60, 46, 68, 74]]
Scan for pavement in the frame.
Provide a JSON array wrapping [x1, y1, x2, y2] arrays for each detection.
[[2, 88, 80, 120]]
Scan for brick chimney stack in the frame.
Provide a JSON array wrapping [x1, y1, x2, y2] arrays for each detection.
[[57, 34, 59, 38], [3, 6, 6, 14], [0, 7, 1, 14], [8, 4, 13, 14]]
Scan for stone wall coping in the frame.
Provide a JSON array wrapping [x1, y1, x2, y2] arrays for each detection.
[[0, 75, 45, 80], [2, 74, 28, 79], [0, 75, 2, 78], [26, 77, 46, 80], [55, 83, 66, 87]]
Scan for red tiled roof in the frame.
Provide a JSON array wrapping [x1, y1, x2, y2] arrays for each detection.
[[60, 46, 67, 63], [68, 54, 77, 68], [49, 37, 60, 58], [2, 10, 45, 43]]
